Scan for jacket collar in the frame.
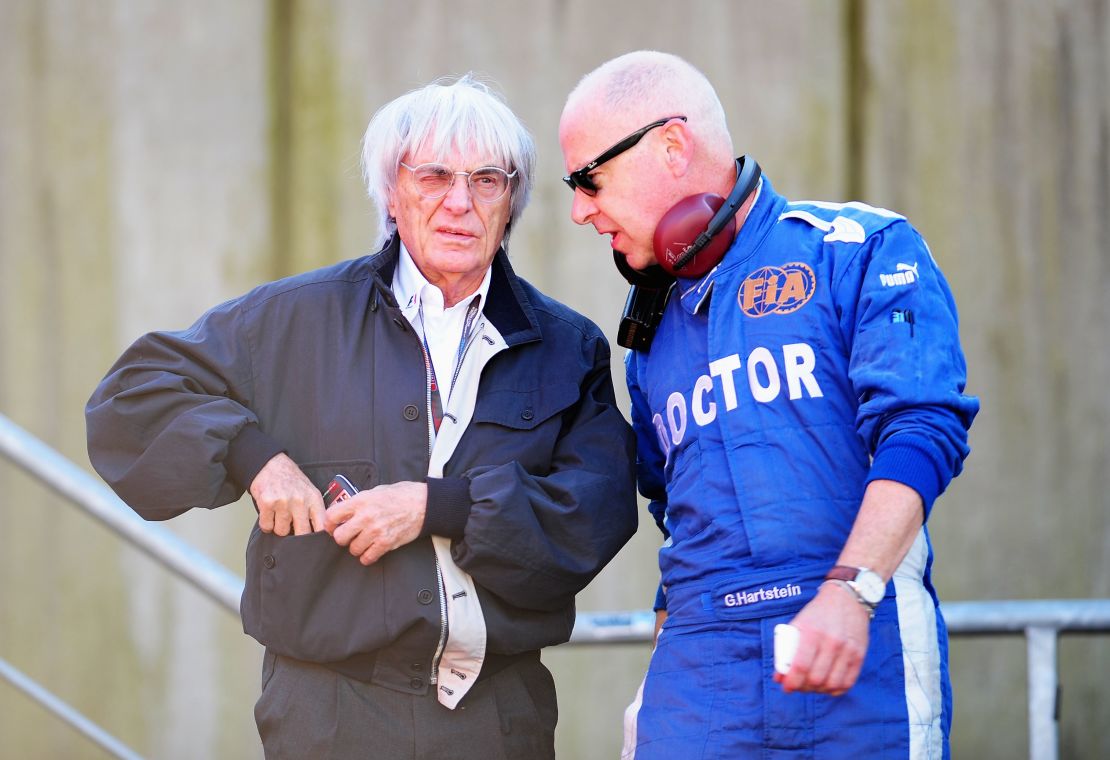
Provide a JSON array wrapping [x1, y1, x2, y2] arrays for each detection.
[[366, 234, 541, 347]]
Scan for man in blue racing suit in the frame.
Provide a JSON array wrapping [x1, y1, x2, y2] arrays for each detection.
[[559, 51, 979, 758]]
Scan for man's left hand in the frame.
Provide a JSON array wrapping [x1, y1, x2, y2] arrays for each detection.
[[773, 580, 871, 696], [325, 481, 427, 565]]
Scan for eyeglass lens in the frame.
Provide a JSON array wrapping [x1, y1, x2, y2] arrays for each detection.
[[563, 116, 686, 196], [403, 163, 513, 202]]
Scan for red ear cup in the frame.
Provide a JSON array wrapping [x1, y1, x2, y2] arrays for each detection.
[[652, 193, 737, 278]]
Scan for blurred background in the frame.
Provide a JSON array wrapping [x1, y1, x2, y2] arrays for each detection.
[[1, 0, 1107, 757]]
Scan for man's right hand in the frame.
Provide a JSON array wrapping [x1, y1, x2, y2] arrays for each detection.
[[249, 453, 326, 536]]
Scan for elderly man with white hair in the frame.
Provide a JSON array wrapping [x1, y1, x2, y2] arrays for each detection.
[[560, 51, 978, 759], [87, 74, 638, 759]]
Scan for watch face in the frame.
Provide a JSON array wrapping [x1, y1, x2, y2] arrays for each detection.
[[853, 570, 886, 605]]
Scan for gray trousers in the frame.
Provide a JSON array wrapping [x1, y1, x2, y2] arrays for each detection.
[[254, 650, 558, 759]]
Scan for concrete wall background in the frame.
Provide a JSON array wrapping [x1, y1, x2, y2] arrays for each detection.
[[1, 1, 1106, 757]]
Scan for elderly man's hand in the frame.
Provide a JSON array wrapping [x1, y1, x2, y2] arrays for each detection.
[[772, 580, 871, 696], [325, 481, 428, 565], [249, 453, 327, 536]]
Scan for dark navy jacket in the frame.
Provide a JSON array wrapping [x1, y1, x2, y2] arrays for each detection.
[[86, 236, 637, 694]]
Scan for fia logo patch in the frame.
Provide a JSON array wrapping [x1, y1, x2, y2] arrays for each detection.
[[738, 262, 816, 317]]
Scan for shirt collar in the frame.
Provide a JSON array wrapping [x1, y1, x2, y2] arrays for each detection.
[[394, 242, 493, 316]]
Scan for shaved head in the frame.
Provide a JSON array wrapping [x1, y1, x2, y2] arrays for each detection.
[[562, 51, 733, 165], [559, 51, 745, 272]]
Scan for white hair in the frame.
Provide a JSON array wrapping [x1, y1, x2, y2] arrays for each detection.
[[361, 73, 536, 248]]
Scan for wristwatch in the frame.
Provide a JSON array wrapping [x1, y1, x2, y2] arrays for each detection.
[[824, 565, 886, 613]]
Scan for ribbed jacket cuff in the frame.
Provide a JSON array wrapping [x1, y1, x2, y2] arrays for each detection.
[[866, 437, 947, 519], [653, 584, 668, 613], [423, 476, 472, 539], [224, 424, 286, 492]]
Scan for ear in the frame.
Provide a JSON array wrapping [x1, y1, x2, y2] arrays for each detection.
[[659, 119, 694, 178], [386, 188, 398, 220]]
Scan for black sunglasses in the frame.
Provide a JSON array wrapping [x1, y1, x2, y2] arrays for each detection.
[[563, 116, 687, 196]]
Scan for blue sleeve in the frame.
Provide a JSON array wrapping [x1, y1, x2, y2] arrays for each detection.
[[835, 221, 979, 517], [627, 349, 671, 612], [626, 350, 668, 533]]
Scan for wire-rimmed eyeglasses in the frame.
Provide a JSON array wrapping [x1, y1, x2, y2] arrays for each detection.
[[562, 116, 687, 196], [399, 162, 516, 203]]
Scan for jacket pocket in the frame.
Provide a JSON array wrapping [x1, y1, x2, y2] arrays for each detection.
[[241, 459, 388, 662], [297, 459, 379, 492], [468, 382, 581, 473], [242, 527, 392, 662], [471, 382, 580, 430]]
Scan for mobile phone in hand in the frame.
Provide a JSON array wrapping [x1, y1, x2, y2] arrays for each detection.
[[323, 474, 359, 508], [774, 623, 799, 675]]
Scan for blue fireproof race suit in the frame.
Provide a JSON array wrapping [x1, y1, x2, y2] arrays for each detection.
[[624, 176, 979, 759]]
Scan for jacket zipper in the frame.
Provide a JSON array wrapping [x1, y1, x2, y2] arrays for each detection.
[[423, 310, 483, 687], [429, 555, 448, 685], [425, 346, 447, 685], [443, 318, 482, 409]]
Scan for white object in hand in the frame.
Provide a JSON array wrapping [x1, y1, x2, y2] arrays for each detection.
[[773, 623, 799, 675]]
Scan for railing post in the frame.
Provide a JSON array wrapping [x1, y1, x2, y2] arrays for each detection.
[[1026, 625, 1059, 760]]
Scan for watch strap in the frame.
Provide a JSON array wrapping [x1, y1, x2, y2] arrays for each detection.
[[824, 579, 877, 619], [824, 565, 861, 583]]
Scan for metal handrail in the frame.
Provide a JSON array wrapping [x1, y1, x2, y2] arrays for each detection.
[[0, 657, 145, 760], [0, 413, 240, 615], [573, 601, 1110, 760], [2, 412, 1107, 760]]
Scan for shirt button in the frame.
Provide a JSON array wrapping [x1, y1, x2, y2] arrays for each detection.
[[263, 554, 276, 569], [417, 589, 434, 605], [403, 405, 419, 421], [409, 677, 423, 690], [521, 409, 534, 421], [410, 662, 424, 672]]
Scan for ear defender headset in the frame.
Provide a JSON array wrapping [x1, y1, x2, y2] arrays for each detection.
[[616, 154, 762, 350]]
